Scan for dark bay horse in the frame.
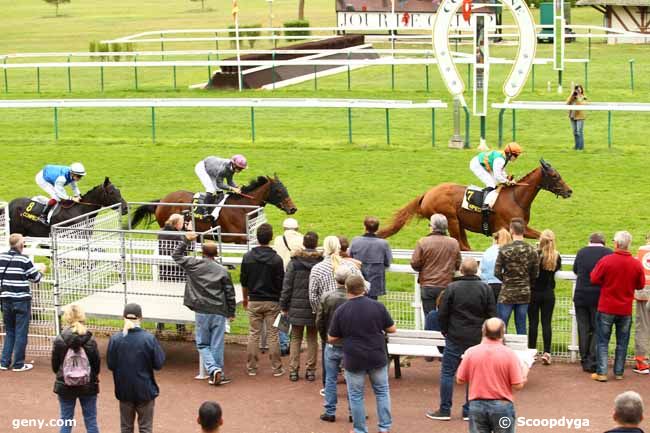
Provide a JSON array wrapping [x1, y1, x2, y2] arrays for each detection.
[[9, 177, 128, 237], [377, 160, 573, 250], [130, 175, 297, 243]]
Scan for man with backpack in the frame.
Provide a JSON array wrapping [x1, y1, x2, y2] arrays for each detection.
[[52, 304, 101, 433]]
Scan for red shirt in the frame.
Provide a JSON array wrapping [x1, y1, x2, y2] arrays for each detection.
[[591, 249, 646, 316], [457, 338, 524, 402]]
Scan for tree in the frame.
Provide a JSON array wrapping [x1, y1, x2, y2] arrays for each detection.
[[43, 0, 71, 17], [298, 0, 305, 20], [190, 0, 207, 11]]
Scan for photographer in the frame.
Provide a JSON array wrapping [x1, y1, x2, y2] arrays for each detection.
[[567, 84, 587, 150]]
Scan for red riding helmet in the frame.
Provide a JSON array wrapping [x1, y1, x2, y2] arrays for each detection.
[[231, 154, 247, 170]]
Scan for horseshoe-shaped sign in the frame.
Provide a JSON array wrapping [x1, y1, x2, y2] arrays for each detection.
[[432, 0, 536, 102]]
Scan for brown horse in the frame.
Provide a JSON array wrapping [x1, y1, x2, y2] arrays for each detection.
[[377, 160, 572, 250], [130, 175, 297, 243]]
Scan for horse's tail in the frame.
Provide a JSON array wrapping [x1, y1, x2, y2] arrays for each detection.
[[129, 200, 159, 228], [377, 194, 425, 239]]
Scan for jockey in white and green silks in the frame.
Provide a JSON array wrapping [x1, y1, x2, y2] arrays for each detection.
[[469, 142, 522, 189]]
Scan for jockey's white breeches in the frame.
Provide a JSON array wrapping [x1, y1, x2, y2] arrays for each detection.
[[35, 170, 63, 201], [195, 161, 217, 194], [469, 157, 497, 188]]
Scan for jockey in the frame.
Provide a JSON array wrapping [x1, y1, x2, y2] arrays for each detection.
[[469, 143, 522, 209], [35, 162, 86, 223], [194, 154, 247, 220]]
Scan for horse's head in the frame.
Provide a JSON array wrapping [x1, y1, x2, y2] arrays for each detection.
[[84, 177, 128, 214], [267, 175, 297, 215], [539, 160, 572, 198]]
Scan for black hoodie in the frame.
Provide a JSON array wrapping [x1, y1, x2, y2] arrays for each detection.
[[240, 245, 285, 302], [51, 328, 101, 398]]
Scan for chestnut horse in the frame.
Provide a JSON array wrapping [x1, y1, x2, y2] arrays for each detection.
[[130, 175, 297, 243], [377, 160, 572, 250]]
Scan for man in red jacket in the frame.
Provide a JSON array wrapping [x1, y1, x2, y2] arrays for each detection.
[[590, 231, 646, 382]]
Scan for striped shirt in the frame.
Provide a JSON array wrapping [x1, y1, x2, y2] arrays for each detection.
[[308, 256, 361, 313], [0, 250, 42, 300]]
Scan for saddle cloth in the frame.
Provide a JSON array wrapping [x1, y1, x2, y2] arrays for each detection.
[[192, 192, 229, 222], [461, 186, 499, 213], [21, 196, 54, 222]]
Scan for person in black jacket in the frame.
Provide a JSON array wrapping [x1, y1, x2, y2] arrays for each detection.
[[573, 232, 613, 373], [240, 223, 286, 377], [107, 303, 165, 433], [52, 304, 100, 433], [281, 231, 323, 382], [528, 229, 562, 365], [427, 257, 496, 422]]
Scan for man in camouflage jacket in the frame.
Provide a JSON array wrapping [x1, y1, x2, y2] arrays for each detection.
[[494, 218, 539, 335]]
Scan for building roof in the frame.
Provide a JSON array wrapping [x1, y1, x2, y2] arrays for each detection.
[[576, 0, 650, 6]]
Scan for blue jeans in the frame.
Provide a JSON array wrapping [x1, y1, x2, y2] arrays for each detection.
[[58, 395, 99, 433], [324, 345, 348, 416], [439, 339, 469, 415], [1, 299, 31, 369], [570, 119, 585, 150], [497, 303, 528, 335], [279, 330, 290, 352], [469, 400, 515, 433], [596, 312, 632, 376], [195, 313, 227, 375], [345, 365, 392, 433]]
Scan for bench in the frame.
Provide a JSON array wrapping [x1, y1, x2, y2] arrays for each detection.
[[386, 329, 537, 379]]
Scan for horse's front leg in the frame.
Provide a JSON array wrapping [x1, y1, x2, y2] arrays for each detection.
[[524, 226, 541, 239]]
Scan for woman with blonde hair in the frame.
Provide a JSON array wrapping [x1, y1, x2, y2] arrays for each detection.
[[51, 304, 101, 433], [480, 228, 512, 302], [529, 229, 562, 365]]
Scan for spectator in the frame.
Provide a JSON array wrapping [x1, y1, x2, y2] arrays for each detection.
[[51, 304, 100, 433], [280, 231, 323, 382], [272, 218, 303, 356], [457, 318, 528, 433], [157, 213, 189, 334], [197, 401, 223, 433], [173, 233, 236, 386], [567, 84, 587, 151], [591, 231, 646, 381], [573, 232, 612, 373], [328, 275, 396, 433], [240, 223, 285, 378], [633, 233, 650, 375], [316, 265, 352, 423], [272, 217, 304, 269], [528, 229, 562, 365], [427, 257, 496, 422], [350, 216, 393, 300], [605, 391, 645, 433], [0, 233, 45, 372], [480, 228, 512, 302], [338, 236, 362, 270], [107, 303, 165, 433], [410, 214, 461, 315], [494, 218, 539, 335]]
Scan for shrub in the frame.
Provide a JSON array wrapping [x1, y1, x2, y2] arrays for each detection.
[[227, 25, 262, 48], [283, 20, 310, 43]]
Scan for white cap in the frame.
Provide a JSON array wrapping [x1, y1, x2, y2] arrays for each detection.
[[283, 218, 298, 230]]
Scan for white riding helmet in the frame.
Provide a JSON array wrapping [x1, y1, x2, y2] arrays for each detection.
[[70, 162, 86, 177]]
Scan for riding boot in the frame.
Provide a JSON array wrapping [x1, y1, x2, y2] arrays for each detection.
[[201, 192, 217, 223], [37, 202, 54, 225]]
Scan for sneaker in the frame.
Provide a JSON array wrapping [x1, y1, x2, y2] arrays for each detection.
[[0, 365, 8, 371], [633, 367, 649, 375], [289, 371, 299, 381], [12, 364, 34, 372], [320, 414, 336, 423], [219, 375, 232, 385], [633, 358, 650, 375], [247, 369, 257, 376], [463, 415, 470, 422], [615, 375, 624, 380], [306, 370, 316, 381], [425, 410, 451, 421], [319, 388, 326, 397], [209, 369, 222, 385], [273, 368, 285, 377], [591, 373, 607, 382], [541, 352, 552, 366]]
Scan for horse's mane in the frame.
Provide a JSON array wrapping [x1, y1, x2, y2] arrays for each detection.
[[516, 165, 542, 183], [241, 176, 269, 194]]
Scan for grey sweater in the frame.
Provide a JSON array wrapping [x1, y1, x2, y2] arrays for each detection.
[[203, 157, 237, 191], [172, 239, 236, 317]]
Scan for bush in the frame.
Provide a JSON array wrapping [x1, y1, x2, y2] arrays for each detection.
[[227, 24, 262, 48], [283, 20, 310, 43], [89, 40, 110, 61]]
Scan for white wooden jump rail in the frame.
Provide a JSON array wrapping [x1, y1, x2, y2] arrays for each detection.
[[387, 330, 537, 378], [492, 101, 650, 148]]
